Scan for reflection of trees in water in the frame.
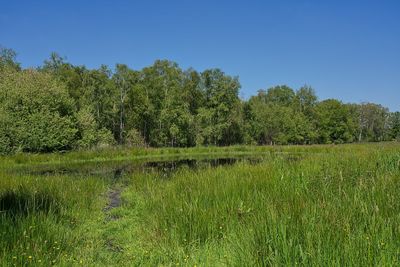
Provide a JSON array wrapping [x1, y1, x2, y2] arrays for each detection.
[[14, 156, 268, 180]]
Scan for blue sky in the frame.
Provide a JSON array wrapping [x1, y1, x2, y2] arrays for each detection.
[[1, 0, 399, 111]]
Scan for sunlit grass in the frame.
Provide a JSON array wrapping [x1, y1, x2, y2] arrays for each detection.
[[1, 142, 395, 169], [0, 173, 108, 266], [0, 143, 399, 266], [116, 145, 400, 265]]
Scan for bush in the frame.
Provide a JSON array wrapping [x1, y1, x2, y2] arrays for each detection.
[[97, 128, 116, 148], [126, 128, 146, 147], [0, 70, 77, 153], [75, 108, 116, 149], [0, 111, 13, 154]]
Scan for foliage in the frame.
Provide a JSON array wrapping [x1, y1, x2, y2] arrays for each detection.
[[389, 112, 400, 140], [0, 45, 398, 153], [315, 99, 356, 144], [356, 103, 391, 141], [75, 107, 115, 149], [246, 87, 316, 145], [0, 69, 77, 152], [125, 128, 146, 148], [0, 46, 20, 71]]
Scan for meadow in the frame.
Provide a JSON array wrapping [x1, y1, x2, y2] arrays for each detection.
[[1, 143, 399, 266]]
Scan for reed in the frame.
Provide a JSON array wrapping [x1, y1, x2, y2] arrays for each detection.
[[1, 143, 399, 266]]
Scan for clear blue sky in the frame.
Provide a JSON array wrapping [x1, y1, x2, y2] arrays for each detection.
[[1, 0, 399, 111]]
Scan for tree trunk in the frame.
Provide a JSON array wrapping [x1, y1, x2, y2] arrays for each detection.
[[119, 81, 125, 144]]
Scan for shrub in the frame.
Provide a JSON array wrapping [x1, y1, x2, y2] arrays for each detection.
[[126, 128, 146, 147], [0, 70, 77, 153]]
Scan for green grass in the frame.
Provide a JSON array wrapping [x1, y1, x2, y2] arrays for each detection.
[[1, 143, 399, 266], [0, 172, 109, 266], [1, 142, 394, 169]]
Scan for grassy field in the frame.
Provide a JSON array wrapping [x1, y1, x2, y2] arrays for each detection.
[[1, 143, 399, 266]]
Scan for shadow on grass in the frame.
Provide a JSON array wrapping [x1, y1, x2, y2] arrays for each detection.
[[0, 188, 60, 218]]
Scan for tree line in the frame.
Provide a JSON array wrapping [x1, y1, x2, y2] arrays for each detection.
[[0, 46, 399, 154]]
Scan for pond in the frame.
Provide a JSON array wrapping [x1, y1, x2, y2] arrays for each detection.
[[5, 156, 267, 178]]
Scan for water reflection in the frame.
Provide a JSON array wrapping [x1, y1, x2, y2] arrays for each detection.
[[5, 152, 306, 179], [7, 156, 267, 179]]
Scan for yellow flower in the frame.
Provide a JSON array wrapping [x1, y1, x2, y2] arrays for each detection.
[[28, 256, 32, 260]]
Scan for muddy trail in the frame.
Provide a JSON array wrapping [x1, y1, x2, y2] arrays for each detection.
[[104, 188, 122, 212], [103, 168, 125, 221], [102, 169, 126, 254]]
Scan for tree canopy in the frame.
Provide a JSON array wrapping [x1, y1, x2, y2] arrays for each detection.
[[0, 46, 397, 154]]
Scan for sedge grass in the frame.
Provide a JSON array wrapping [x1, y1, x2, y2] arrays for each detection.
[[0, 143, 399, 266], [111, 144, 400, 266]]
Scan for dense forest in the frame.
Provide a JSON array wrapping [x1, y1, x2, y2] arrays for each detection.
[[0, 46, 399, 154]]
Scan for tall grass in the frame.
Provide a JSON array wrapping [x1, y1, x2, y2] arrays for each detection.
[[1, 142, 395, 170], [115, 145, 400, 266], [0, 143, 399, 266], [0, 172, 108, 266]]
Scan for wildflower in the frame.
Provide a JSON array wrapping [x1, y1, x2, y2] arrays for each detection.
[[28, 256, 32, 260]]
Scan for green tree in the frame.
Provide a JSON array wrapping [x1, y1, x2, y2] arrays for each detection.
[[246, 92, 315, 145], [294, 85, 317, 116], [42, 53, 87, 107], [0, 70, 77, 152], [315, 99, 356, 144], [75, 107, 115, 149], [264, 85, 296, 106], [389, 112, 400, 140], [133, 60, 184, 146], [82, 65, 116, 132], [356, 103, 390, 142], [0, 46, 20, 71], [196, 69, 243, 146]]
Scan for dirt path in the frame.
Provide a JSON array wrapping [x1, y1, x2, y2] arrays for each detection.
[[103, 187, 123, 223], [102, 187, 124, 253], [104, 188, 122, 212], [103, 167, 125, 214], [101, 168, 128, 254]]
